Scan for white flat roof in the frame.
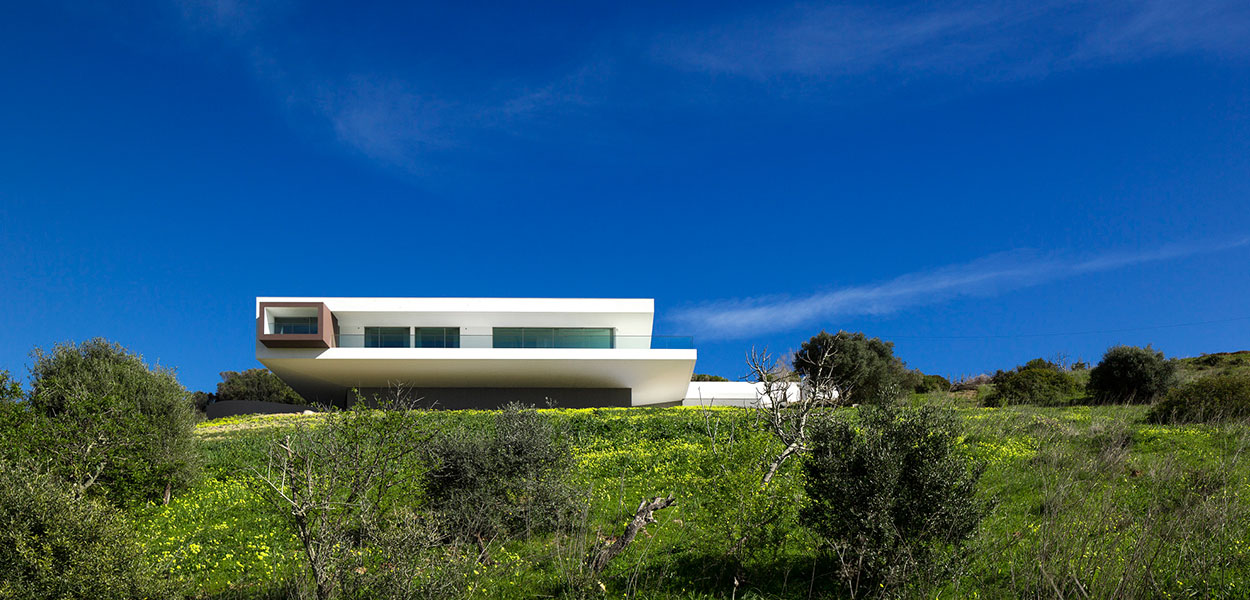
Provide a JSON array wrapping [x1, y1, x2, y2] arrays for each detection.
[[256, 297, 655, 316]]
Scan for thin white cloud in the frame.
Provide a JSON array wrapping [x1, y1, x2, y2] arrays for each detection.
[[657, 0, 1250, 83], [668, 238, 1250, 339], [1074, 0, 1250, 62], [166, 1, 596, 174], [163, 0, 1250, 173]]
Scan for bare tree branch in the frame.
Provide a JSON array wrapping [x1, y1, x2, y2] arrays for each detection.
[[586, 494, 677, 574]]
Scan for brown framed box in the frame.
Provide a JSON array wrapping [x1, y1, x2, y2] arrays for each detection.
[[256, 301, 338, 348]]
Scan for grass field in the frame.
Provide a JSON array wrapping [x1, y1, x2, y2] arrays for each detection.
[[131, 396, 1250, 599]]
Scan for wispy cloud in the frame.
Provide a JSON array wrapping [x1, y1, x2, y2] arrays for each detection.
[[167, 0, 599, 174], [668, 238, 1250, 339], [164, 0, 1250, 174], [656, 0, 1250, 83]]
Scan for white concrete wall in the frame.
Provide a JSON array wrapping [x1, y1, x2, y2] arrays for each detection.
[[682, 381, 802, 408]]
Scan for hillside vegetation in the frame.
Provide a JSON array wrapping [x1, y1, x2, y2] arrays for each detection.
[[133, 402, 1250, 599], [7, 339, 1250, 599]]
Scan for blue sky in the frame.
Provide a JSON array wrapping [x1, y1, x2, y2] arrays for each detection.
[[1, 0, 1249, 392]]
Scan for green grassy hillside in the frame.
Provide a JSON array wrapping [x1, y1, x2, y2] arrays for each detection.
[[131, 404, 1250, 599], [1177, 350, 1250, 382]]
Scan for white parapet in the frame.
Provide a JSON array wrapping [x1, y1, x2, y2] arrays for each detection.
[[682, 381, 804, 408]]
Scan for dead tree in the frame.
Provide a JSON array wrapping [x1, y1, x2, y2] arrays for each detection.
[[725, 346, 849, 558], [747, 344, 845, 488]]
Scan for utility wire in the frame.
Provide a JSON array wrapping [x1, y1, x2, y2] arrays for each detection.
[[876, 315, 1250, 341]]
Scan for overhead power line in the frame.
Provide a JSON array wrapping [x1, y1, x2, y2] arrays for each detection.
[[877, 315, 1250, 341]]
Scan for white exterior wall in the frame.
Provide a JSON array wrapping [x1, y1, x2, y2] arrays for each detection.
[[682, 381, 803, 408]]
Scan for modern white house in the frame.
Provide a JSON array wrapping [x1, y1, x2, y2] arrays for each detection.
[[255, 297, 704, 408]]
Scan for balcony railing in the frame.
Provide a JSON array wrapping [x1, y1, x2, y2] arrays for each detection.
[[332, 333, 694, 350]]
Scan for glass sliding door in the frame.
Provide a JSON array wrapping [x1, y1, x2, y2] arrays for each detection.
[[364, 327, 410, 348]]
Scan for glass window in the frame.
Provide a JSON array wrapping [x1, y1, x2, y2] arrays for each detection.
[[274, 316, 317, 334], [492, 327, 614, 348], [524, 328, 555, 348], [556, 328, 613, 348], [414, 327, 460, 348], [493, 328, 523, 348], [364, 327, 410, 348]]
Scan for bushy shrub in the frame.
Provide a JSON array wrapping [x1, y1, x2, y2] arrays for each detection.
[[801, 405, 987, 594], [215, 368, 306, 406], [915, 373, 952, 394], [338, 508, 474, 600], [423, 404, 579, 542], [793, 331, 909, 405], [22, 339, 198, 505], [0, 370, 23, 435], [1022, 358, 1061, 371], [691, 373, 729, 382], [190, 390, 214, 413], [1147, 373, 1250, 424], [982, 360, 1081, 407], [0, 461, 166, 599], [252, 399, 436, 600], [1088, 345, 1175, 404], [0, 370, 20, 403]]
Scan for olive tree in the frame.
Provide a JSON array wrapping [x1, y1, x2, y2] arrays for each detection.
[[216, 368, 306, 405], [1088, 345, 1175, 404], [802, 405, 987, 596], [0, 460, 167, 599], [793, 331, 909, 405], [24, 339, 198, 505]]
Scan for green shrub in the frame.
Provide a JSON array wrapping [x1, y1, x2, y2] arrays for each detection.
[[982, 360, 1081, 407], [1088, 345, 1175, 404], [214, 368, 307, 406], [801, 405, 987, 594], [915, 373, 952, 394], [23, 338, 199, 505], [793, 331, 910, 405], [1147, 373, 1250, 424], [691, 373, 729, 382], [338, 508, 474, 600], [0, 461, 166, 599], [251, 400, 436, 600], [423, 404, 579, 542], [190, 390, 214, 413], [0, 370, 23, 437], [1022, 358, 1061, 371], [0, 370, 20, 403]]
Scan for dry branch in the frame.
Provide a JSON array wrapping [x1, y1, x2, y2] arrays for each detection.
[[587, 494, 676, 574]]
